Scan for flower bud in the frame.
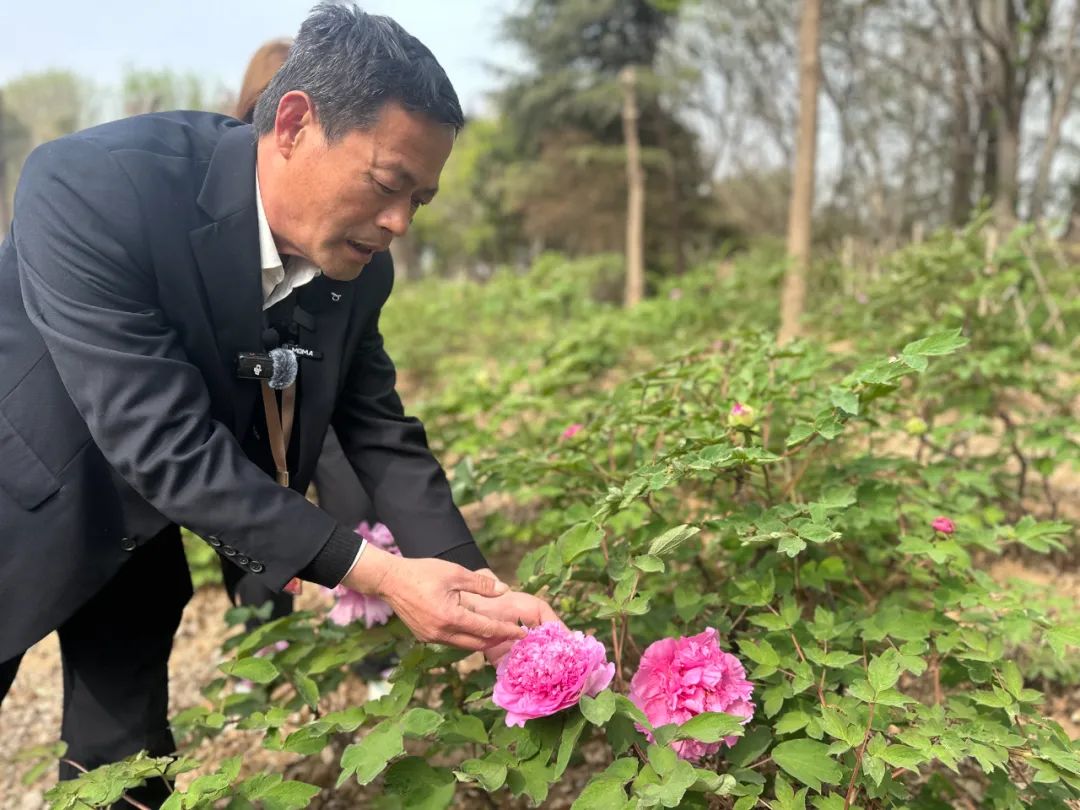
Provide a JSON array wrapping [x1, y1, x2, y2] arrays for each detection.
[[905, 417, 928, 436], [727, 402, 756, 429], [931, 516, 955, 534]]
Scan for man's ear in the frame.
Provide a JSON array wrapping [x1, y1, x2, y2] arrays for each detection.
[[274, 91, 317, 159]]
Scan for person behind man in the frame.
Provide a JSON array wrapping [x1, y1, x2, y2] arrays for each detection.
[[0, 5, 555, 806], [224, 36, 379, 629]]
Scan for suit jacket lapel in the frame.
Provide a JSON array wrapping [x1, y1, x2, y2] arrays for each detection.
[[294, 275, 355, 478], [189, 124, 264, 438]]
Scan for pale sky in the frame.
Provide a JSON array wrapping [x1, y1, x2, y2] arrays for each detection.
[[1, 0, 518, 117]]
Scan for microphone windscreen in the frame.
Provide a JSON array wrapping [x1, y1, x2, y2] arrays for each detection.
[[268, 347, 298, 389]]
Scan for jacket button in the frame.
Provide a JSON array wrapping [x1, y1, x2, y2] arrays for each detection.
[[236, 555, 249, 566], [222, 545, 237, 557], [120, 537, 136, 552], [208, 536, 222, 547], [249, 561, 264, 573]]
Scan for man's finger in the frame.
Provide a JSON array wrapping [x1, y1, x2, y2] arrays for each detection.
[[450, 606, 524, 645], [537, 601, 559, 624], [459, 570, 509, 598], [477, 567, 509, 593]]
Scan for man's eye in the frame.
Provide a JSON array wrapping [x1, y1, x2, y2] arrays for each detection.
[[374, 178, 398, 194]]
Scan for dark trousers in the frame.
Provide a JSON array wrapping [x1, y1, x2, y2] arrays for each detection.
[[221, 426, 374, 623], [0, 525, 192, 809]]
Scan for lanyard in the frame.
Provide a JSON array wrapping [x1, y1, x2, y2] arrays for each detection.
[[261, 377, 304, 596], [260, 380, 296, 487]]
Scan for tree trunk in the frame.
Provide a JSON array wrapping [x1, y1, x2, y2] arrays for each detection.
[[656, 113, 687, 276], [620, 66, 646, 309], [1030, 0, 1080, 222], [779, 0, 822, 345], [995, 101, 1022, 224], [948, 0, 977, 225]]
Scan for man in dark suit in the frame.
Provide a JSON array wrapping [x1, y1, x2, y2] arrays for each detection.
[[0, 5, 554, 805]]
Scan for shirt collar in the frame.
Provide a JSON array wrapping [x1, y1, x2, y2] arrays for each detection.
[[254, 170, 283, 273]]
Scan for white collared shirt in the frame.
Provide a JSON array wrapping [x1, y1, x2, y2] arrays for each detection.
[[255, 172, 321, 309]]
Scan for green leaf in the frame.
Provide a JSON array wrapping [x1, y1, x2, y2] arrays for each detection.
[[1046, 624, 1080, 658], [338, 720, 404, 787], [633, 554, 666, 573], [772, 739, 843, 791], [259, 780, 321, 810], [283, 725, 330, 756], [774, 710, 812, 735], [614, 694, 651, 728], [456, 757, 509, 792], [671, 712, 746, 743], [880, 744, 926, 772], [657, 759, 697, 807], [739, 639, 780, 668], [647, 743, 679, 777], [384, 758, 456, 810], [648, 524, 701, 557], [556, 710, 588, 777], [778, 535, 807, 557], [901, 329, 968, 357], [580, 690, 617, 725], [571, 776, 631, 809], [829, 388, 860, 415], [220, 657, 279, 684], [402, 708, 444, 738], [999, 660, 1024, 699], [558, 523, 604, 564], [867, 651, 902, 694], [439, 714, 488, 744]]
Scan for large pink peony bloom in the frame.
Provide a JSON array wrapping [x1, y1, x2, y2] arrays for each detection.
[[493, 622, 615, 727], [325, 521, 400, 628], [629, 628, 754, 761]]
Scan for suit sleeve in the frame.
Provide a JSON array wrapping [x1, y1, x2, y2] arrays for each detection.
[[13, 135, 357, 590], [331, 258, 489, 570]]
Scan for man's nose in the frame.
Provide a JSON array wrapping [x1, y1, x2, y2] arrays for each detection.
[[376, 201, 411, 238]]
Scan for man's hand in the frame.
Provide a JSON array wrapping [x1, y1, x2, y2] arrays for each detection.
[[459, 588, 560, 665], [342, 545, 526, 651]]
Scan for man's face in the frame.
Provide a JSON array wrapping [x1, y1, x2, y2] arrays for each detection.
[[269, 97, 454, 280]]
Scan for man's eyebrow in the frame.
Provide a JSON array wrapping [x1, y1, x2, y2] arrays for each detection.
[[373, 162, 439, 197]]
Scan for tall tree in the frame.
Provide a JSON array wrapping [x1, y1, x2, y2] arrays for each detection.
[[779, 0, 822, 344], [495, 0, 711, 277]]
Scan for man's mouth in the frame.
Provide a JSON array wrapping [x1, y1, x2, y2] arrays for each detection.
[[346, 239, 382, 259]]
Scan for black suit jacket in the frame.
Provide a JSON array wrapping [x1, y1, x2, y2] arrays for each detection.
[[0, 112, 484, 662]]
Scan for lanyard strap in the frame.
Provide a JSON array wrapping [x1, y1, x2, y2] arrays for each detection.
[[260, 380, 296, 487]]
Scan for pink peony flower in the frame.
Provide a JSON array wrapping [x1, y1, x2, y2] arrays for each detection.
[[931, 516, 956, 534], [629, 628, 754, 761], [324, 522, 400, 628], [560, 423, 584, 441], [493, 622, 615, 727]]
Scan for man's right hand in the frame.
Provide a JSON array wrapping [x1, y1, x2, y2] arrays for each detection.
[[342, 545, 527, 651]]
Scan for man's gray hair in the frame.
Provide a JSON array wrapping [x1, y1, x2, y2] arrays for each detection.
[[253, 3, 464, 140]]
